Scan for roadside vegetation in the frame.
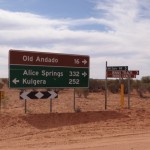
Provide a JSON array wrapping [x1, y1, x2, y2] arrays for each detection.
[[89, 76, 150, 98], [0, 76, 150, 98]]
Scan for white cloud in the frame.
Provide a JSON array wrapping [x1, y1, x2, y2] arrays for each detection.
[[0, 0, 150, 79]]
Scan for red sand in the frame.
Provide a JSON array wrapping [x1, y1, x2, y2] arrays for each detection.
[[0, 85, 150, 150]]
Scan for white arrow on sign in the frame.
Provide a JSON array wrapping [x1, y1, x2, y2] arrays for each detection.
[[49, 91, 58, 99], [12, 78, 19, 84], [20, 91, 31, 100], [82, 59, 87, 65], [82, 72, 87, 77]]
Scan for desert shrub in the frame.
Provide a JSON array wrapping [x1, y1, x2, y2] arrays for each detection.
[[89, 79, 105, 92], [0, 82, 4, 89], [2, 78, 8, 85], [75, 88, 89, 98], [1, 95, 9, 108], [83, 88, 89, 98], [136, 86, 146, 98], [75, 88, 82, 98], [75, 106, 81, 113], [89, 79, 99, 92], [148, 86, 150, 92], [131, 80, 140, 89], [107, 79, 120, 94], [136, 76, 150, 98], [108, 83, 119, 93], [141, 76, 150, 83], [107, 79, 133, 94], [141, 76, 150, 92]]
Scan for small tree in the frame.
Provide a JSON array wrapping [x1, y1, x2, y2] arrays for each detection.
[[136, 76, 150, 98], [2, 78, 8, 85], [141, 76, 150, 83]]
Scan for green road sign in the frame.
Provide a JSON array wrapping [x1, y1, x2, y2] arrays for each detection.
[[9, 50, 89, 88], [10, 65, 89, 88]]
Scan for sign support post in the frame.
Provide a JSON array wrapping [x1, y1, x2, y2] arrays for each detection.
[[120, 83, 124, 109], [0, 91, 4, 112], [105, 61, 108, 110], [25, 99, 27, 114], [128, 74, 131, 109], [0, 93, 1, 112], [74, 88, 76, 111], [50, 98, 52, 113]]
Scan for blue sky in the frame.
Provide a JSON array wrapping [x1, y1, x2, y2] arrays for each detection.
[[0, 0, 150, 79], [0, 0, 95, 18]]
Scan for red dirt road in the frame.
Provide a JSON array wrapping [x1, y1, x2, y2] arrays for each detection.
[[0, 87, 150, 150], [51, 133, 150, 150]]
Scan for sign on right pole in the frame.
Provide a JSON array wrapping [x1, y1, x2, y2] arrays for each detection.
[[107, 69, 139, 79], [107, 66, 128, 71], [106, 64, 139, 109]]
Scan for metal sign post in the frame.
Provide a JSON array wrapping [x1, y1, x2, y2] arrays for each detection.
[[120, 83, 124, 109], [25, 99, 27, 114], [0, 93, 1, 112], [128, 74, 131, 109], [0, 91, 4, 112], [74, 88, 76, 111], [105, 61, 108, 110], [50, 98, 52, 113]]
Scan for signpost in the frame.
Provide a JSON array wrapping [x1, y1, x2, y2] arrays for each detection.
[[105, 63, 139, 110], [9, 49, 89, 113], [9, 50, 89, 88]]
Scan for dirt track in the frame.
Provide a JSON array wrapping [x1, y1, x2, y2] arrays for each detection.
[[0, 87, 150, 149]]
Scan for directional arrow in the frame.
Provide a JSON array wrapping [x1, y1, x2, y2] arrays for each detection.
[[20, 91, 31, 100], [12, 78, 19, 84], [129, 70, 139, 75], [49, 91, 58, 99], [82, 72, 87, 77], [20, 91, 58, 100], [82, 59, 88, 65]]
